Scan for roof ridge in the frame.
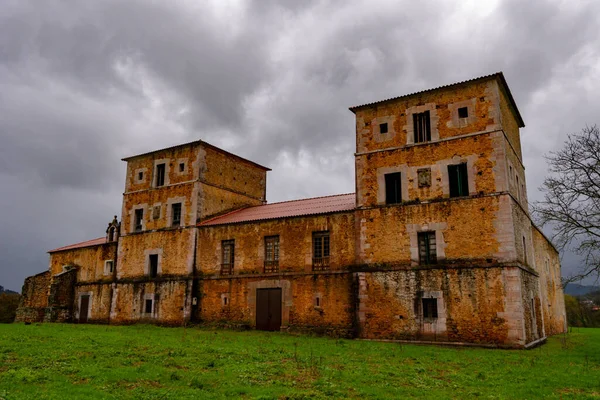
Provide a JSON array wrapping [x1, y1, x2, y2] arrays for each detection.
[[349, 72, 503, 111], [263, 192, 355, 206]]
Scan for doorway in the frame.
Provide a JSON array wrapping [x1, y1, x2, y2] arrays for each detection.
[[256, 288, 282, 331], [79, 294, 90, 323]]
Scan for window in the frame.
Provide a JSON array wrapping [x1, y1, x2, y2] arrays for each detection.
[[379, 122, 388, 134], [179, 162, 185, 172], [448, 163, 469, 197], [458, 107, 468, 119], [149, 254, 158, 278], [422, 298, 438, 319], [104, 260, 114, 275], [264, 236, 280, 273], [221, 240, 235, 275], [145, 299, 153, 314], [418, 231, 437, 265], [171, 203, 182, 227], [413, 111, 431, 143], [138, 171, 144, 181], [385, 172, 402, 204], [312, 231, 330, 270], [134, 209, 144, 232], [155, 163, 166, 187]]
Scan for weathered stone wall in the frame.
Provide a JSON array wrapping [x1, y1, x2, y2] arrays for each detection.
[[117, 229, 195, 278], [354, 79, 502, 154], [111, 280, 190, 325], [74, 283, 113, 323], [200, 145, 267, 205], [197, 274, 354, 336], [497, 85, 523, 161], [357, 267, 512, 345], [49, 243, 117, 282], [198, 182, 263, 221], [45, 269, 77, 322], [124, 142, 200, 194], [355, 196, 516, 265], [197, 212, 356, 275], [520, 269, 543, 344], [356, 132, 506, 207], [15, 271, 50, 323], [532, 227, 567, 335]]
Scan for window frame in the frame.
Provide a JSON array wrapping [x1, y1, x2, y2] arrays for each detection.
[[171, 203, 182, 227], [379, 122, 388, 134], [221, 240, 235, 275], [148, 254, 159, 278], [264, 235, 280, 273], [134, 209, 144, 232], [422, 297, 438, 319], [155, 163, 166, 187], [413, 111, 431, 143], [448, 163, 469, 198], [385, 172, 402, 205], [418, 231, 437, 265], [312, 231, 330, 271], [104, 260, 114, 275]]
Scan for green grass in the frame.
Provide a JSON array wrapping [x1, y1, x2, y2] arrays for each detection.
[[0, 324, 599, 399]]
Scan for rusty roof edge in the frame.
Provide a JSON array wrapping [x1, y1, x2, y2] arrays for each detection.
[[198, 208, 356, 227], [48, 237, 108, 254], [348, 72, 525, 128], [121, 139, 271, 171]]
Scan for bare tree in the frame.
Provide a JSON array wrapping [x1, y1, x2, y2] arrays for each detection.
[[533, 125, 600, 283]]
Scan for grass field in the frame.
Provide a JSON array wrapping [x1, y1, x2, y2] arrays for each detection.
[[0, 324, 599, 399]]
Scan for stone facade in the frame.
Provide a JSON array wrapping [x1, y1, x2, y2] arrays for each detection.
[[16, 73, 566, 347]]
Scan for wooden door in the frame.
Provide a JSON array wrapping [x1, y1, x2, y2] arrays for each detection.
[[79, 295, 90, 323], [256, 288, 282, 331]]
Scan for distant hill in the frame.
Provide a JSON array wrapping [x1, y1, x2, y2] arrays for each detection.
[[564, 283, 600, 296], [0, 285, 19, 295]]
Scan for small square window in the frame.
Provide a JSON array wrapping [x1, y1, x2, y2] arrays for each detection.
[[379, 123, 388, 134], [458, 107, 468, 119], [179, 163, 185, 172]]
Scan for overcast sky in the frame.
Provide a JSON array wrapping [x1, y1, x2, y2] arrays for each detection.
[[1, 0, 599, 291]]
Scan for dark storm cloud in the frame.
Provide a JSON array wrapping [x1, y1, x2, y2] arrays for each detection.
[[1, 0, 599, 291]]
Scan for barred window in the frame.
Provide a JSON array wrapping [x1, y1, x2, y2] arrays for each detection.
[[312, 231, 330, 270], [264, 236, 280, 273], [418, 231, 437, 265], [221, 240, 235, 275]]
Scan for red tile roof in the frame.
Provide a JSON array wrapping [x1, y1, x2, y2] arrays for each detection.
[[48, 237, 107, 253], [199, 193, 356, 226]]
